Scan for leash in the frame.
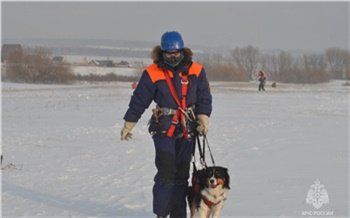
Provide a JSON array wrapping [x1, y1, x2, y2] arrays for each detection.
[[192, 134, 216, 171], [203, 135, 216, 167]]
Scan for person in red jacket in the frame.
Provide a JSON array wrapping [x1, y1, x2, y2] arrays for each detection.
[[121, 31, 212, 218], [258, 70, 267, 91]]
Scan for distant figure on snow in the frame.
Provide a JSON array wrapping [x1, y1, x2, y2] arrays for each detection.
[[271, 82, 276, 88], [258, 70, 267, 91]]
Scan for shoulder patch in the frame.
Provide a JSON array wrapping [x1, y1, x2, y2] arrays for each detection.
[[188, 62, 203, 77], [146, 64, 173, 83]]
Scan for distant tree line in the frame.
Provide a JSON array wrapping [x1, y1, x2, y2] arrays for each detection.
[[200, 45, 350, 84], [3, 47, 74, 84], [2, 47, 140, 84], [3, 46, 349, 84]]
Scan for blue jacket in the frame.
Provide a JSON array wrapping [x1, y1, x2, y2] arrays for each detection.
[[123, 47, 212, 123]]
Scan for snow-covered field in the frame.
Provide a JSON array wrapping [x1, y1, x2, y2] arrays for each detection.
[[1, 80, 349, 217]]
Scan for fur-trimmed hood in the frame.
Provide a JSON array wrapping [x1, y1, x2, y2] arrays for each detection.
[[150, 45, 193, 61]]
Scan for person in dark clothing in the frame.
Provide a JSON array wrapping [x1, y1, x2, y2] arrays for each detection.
[[121, 31, 212, 218], [258, 70, 267, 91]]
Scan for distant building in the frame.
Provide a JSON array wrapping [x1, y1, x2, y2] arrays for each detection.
[[88, 60, 99, 67], [1, 44, 23, 62], [52, 56, 64, 63], [96, 60, 114, 67], [82, 57, 88, 66], [88, 59, 114, 67], [115, 60, 133, 68]]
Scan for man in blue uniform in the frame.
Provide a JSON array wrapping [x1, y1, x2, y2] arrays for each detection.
[[121, 31, 212, 218]]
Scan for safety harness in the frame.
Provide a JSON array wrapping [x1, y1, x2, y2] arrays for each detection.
[[203, 197, 219, 208], [163, 69, 190, 139]]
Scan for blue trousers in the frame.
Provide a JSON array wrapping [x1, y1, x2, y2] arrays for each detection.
[[152, 133, 195, 217]]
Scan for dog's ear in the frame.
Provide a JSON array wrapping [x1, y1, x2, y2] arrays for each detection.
[[224, 168, 230, 189]]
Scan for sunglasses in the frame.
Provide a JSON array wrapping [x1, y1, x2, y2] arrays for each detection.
[[163, 50, 183, 58]]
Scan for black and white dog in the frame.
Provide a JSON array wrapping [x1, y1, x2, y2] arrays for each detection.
[[188, 166, 230, 218]]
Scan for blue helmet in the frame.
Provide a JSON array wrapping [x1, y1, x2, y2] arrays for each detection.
[[161, 31, 184, 51]]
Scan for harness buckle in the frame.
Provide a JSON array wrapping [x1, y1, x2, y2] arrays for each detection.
[[181, 80, 189, 85], [177, 107, 194, 122], [200, 158, 207, 168], [177, 107, 186, 114]]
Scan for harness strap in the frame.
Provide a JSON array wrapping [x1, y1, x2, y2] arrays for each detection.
[[157, 105, 195, 116], [202, 195, 222, 209], [163, 70, 181, 106], [180, 74, 189, 139], [163, 69, 189, 139]]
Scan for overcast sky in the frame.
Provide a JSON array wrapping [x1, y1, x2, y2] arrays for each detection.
[[1, 1, 349, 52]]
